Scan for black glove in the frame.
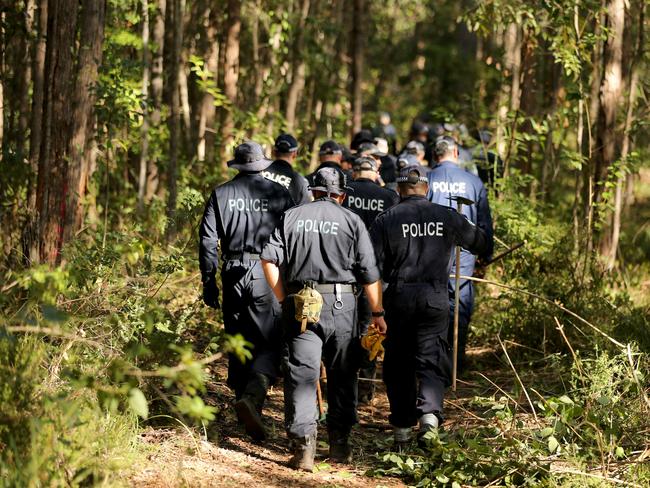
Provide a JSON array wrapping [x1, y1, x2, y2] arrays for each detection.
[[202, 277, 221, 309]]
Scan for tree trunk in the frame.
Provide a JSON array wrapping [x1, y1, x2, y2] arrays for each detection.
[[284, 0, 310, 132], [146, 0, 166, 202], [350, 0, 364, 135], [593, 0, 624, 205], [22, 0, 47, 263], [138, 0, 151, 211], [35, 0, 79, 265], [166, 0, 183, 239], [64, 0, 106, 244], [196, 6, 218, 162], [495, 22, 522, 161], [16, 0, 36, 160], [605, 1, 642, 269], [218, 0, 241, 173]]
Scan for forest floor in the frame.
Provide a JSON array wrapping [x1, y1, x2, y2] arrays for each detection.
[[128, 347, 514, 488]]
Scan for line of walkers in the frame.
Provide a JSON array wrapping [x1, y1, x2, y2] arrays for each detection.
[[199, 123, 494, 471]]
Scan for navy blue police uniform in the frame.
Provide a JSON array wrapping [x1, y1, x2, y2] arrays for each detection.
[[262, 134, 311, 205], [369, 165, 488, 428], [199, 141, 293, 439], [426, 157, 494, 369], [261, 167, 380, 448]]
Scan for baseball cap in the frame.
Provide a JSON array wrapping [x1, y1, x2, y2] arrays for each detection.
[[397, 153, 420, 169], [351, 130, 374, 150], [309, 166, 354, 195], [227, 141, 273, 172], [357, 142, 386, 157], [396, 165, 429, 185], [352, 156, 378, 171], [405, 140, 425, 155], [274, 133, 298, 153], [319, 140, 342, 156], [374, 138, 389, 155]]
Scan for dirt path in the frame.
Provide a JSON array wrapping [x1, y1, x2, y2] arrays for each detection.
[[131, 349, 504, 487]]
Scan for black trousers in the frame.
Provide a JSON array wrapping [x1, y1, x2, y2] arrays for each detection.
[[383, 283, 452, 428], [222, 259, 281, 399], [356, 291, 377, 400], [281, 291, 359, 439]]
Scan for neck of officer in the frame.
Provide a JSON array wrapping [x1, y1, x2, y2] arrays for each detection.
[[353, 170, 377, 182], [437, 152, 458, 165], [398, 183, 428, 198], [312, 190, 345, 204], [319, 157, 341, 166], [274, 152, 296, 164]]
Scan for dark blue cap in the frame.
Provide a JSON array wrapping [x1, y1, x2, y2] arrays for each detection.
[[227, 141, 273, 172], [319, 140, 342, 156], [309, 166, 354, 196], [396, 165, 429, 184], [274, 133, 298, 153]]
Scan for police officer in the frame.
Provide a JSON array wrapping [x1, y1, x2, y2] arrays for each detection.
[[374, 137, 398, 191], [306, 140, 344, 187], [402, 140, 427, 166], [426, 136, 494, 371], [369, 165, 488, 445], [262, 134, 311, 204], [199, 141, 294, 442], [470, 129, 504, 187], [372, 112, 398, 155], [343, 156, 399, 404], [261, 166, 386, 471]]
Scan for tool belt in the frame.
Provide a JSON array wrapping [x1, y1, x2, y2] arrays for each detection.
[[290, 282, 355, 333], [223, 251, 261, 262]]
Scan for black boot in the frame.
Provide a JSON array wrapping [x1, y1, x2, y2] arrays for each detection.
[[234, 372, 270, 442], [288, 432, 317, 472], [328, 429, 352, 463]]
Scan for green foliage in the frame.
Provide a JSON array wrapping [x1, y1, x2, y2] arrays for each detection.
[[372, 349, 649, 487]]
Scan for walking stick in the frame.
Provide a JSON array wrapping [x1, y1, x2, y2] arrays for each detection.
[[449, 196, 475, 392], [316, 362, 326, 419]]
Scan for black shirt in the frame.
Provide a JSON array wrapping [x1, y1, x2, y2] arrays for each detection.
[[261, 197, 380, 286], [261, 159, 311, 205], [199, 173, 294, 280], [343, 178, 399, 229], [369, 195, 487, 286]]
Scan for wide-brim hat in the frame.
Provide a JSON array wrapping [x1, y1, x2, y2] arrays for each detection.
[[228, 141, 273, 172], [309, 166, 354, 195]]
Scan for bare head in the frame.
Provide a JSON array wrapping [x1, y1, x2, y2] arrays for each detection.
[[434, 135, 459, 163]]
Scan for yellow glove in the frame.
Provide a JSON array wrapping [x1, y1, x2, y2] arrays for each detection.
[[361, 324, 386, 361]]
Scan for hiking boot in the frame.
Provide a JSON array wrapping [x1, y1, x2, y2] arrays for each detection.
[[328, 429, 352, 463], [234, 397, 267, 441], [417, 413, 439, 447], [288, 433, 317, 472], [393, 426, 412, 451], [234, 372, 271, 441]]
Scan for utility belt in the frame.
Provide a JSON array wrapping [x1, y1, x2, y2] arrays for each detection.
[[387, 277, 446, 292], [223, 251, 261, 262], [287, 282, 356, 295], [288, 282, 356, 333]]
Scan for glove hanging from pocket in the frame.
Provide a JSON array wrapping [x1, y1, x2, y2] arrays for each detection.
[[293, 283, 323, 333]]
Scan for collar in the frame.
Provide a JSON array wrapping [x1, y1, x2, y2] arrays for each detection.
[[435, 160, 458, 169], [354, 177, 377, 184], [315, 195, 341, 205], [274, 158, 291, 166], [400, 194, 428, 202], [318, 161, 341, 168]]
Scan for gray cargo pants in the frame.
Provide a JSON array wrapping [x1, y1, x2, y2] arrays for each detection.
[[281, 290, 359, 439]]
